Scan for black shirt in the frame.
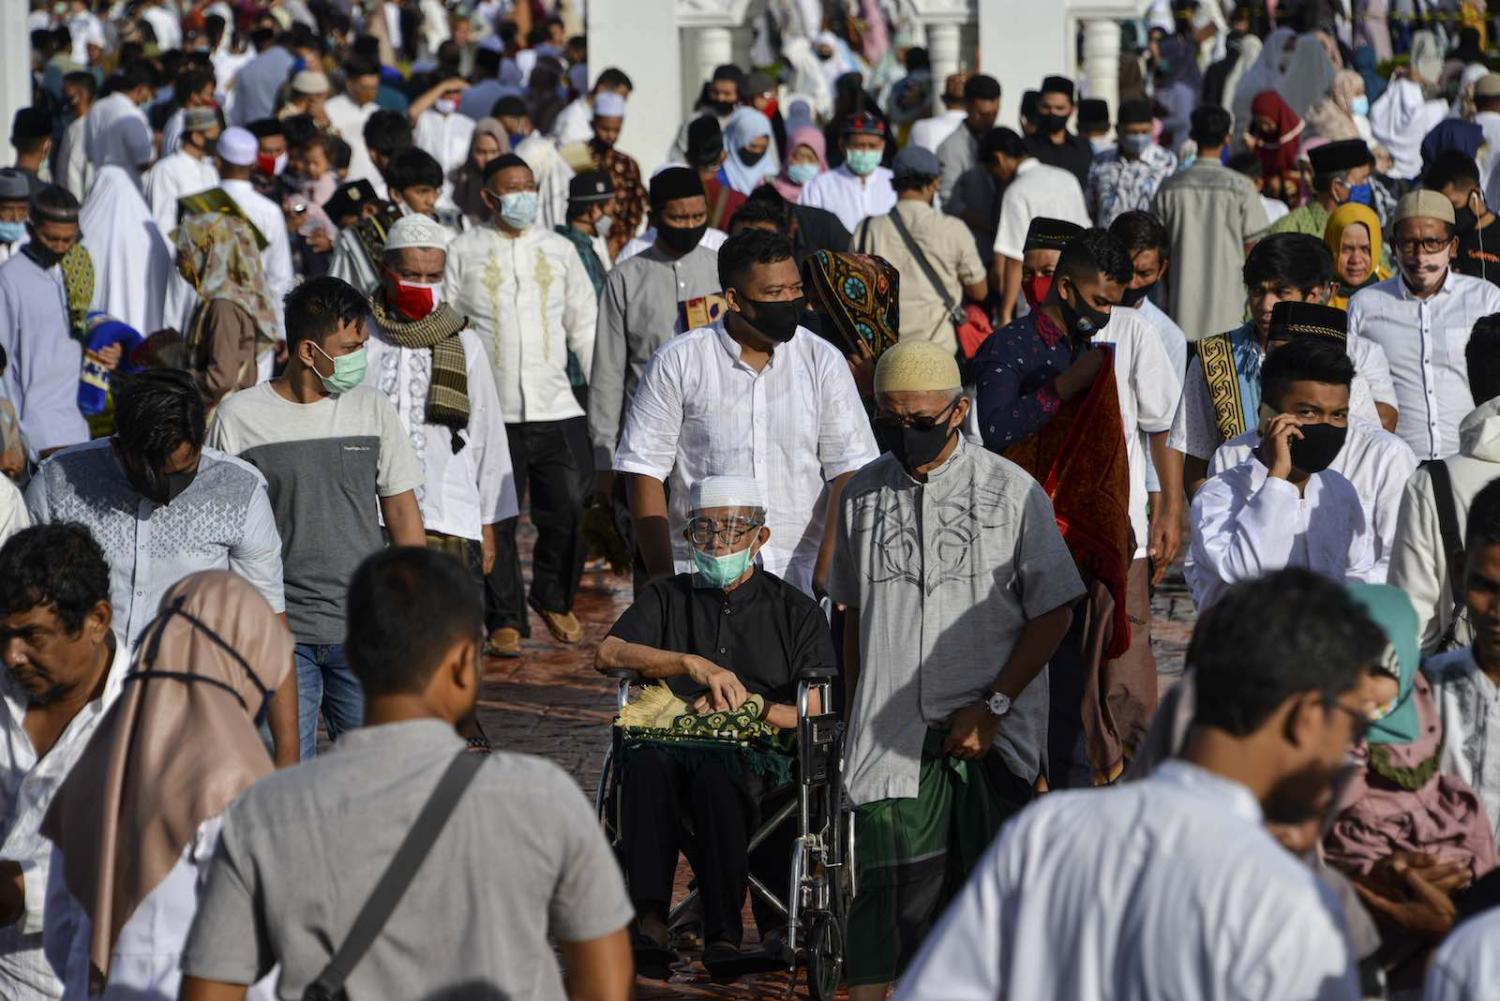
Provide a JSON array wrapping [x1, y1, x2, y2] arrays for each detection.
[[608, 570, 837, 705], [1026, 131, 1094, 189], [1456, 220, 1500, 288]]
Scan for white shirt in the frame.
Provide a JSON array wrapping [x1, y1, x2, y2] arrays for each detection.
[[0, 641, 129, 1001], [908, 108, 967, 154], [444, 223, 598, 423], [992, 158, 1091, 260], [414, 109, 476, 209], [1188, 456, 1378, 610], [1093, 308, 1181, 559], [613, 323, 879, 595], [55, 115, 91, 203], [895, 760, 1359, 1001], [83, 93, 154, 188], [1136, 298, 1189, 494], [615, 226, 728, 264], [0, 476, 30, 547], [1209, 417, 1417, 582], [324, 94, 382, 192], [364, 327, 519, 539], [1347, 269, 1500, 458], [799, 164, 897, 233], [143, 151, 219, 239], [550, 96, 595, 147], [1424, 905, 1500, 1001], [1425, 647, 1500, 843], [221, 179, 292, 340]]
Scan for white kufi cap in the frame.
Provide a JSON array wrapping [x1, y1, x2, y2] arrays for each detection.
[[383, 213, 450, 253], [593, 91, 627, 119], [216, 126, 258, 167], [690, 475, 766, 512]]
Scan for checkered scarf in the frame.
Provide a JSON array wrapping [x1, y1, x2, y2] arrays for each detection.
[[369, 296, 471, 451]]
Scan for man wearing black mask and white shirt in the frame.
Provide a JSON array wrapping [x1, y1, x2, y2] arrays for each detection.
[[1025, 75, 1093, 189], [1189, 336, 1380, 610], [614, 229, 877, 598]]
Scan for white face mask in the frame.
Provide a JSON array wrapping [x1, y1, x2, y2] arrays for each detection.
[[435, 97, 458, 115], [596, 213, 613, 238]]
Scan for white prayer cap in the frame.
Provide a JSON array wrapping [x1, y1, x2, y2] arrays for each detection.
[[592, 90, 626, 119], [875, 340, 962, 394], [383, 213, 450, 253], [690, 475, 765, 513], [217, 126, 257, 166], [291, 70, 330, 95], [84, 22, 106, 48]]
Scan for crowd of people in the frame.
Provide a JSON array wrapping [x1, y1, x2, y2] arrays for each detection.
[[10, 0, 1500, 998]]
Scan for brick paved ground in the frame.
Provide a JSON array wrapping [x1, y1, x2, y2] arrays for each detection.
[[477, 522, 1196, 999]]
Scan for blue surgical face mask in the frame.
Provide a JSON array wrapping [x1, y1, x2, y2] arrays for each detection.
[[1352, 96, 1370, 117], [787, 162, 820, 185], [1118, 133, 1152, 157], [1344, 181, 1374, 206], [498, 190, 539, 229], [0, 220, 23, 244], [692, 544, 755, 589], [845, 148, 882, 176]]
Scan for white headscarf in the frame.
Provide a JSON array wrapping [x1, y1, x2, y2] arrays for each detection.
[[1370, 77, 1450, 180], [80, 165, 172, 335]]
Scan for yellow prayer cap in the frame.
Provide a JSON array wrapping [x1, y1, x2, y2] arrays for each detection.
[[1394, 189, 1456, 226], [875, 340, 962, 394]]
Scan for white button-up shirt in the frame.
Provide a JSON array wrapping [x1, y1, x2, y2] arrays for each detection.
[[613, 323, 879, 595], [143, 151, 219, 238], [323, 95, 383, 194], [83, 93, 154, 188], [414, 110, 476, 210], [1347, 269, 1500, 459], [1188, 456, 1378, 610], [445, 223, 598, 424], [799, 164, 897, 233], [992, 157, 1091, 261], [1208, 418, 1417, 582], [893, 760, 1360, 1001], [0, 641, 129, 1001], [1424, 903, 1500, 1001], [364, 327, 519, 539]]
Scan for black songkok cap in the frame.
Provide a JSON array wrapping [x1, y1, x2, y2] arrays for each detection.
[[1269, 301, 1349, 342], [1040, 75, 1075, 101], [687, 115, 724, 167], [1118, 97, 1154, 126], [1024, 216, 1085, 253], [1307, 139, 1374, 175], [649, 166, 705, 209], [1077, 98, 1109, 129], [323, 179, 380, 221]]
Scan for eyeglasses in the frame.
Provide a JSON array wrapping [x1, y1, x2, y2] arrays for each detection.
[[1394, 236, 1453, 255], [1324, 699, 1375, 741], [686, 516, 763, 547], [874, 397, 960, 432]]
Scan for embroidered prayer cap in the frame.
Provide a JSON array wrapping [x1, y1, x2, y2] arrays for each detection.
[[875, 339, 962, 395], [568, 169, 614, 204], [0, 169, 29, 203], [842, 112, 887, 137], [291, 70, 330, 95], [1040, 75, 1075, 101], [891, 145, 940, 182], [1395, 188, 1456, 225], [1478, 73, 1500, 99], [690, 475, 766, 514], [649, 165, 705, 208], [323, 179, 379, 223], [592, 90, 626, 119], [1268, 300, 1348, 342], [217, 126, 257, 167], [1024, 216, 1084, 253], [1307, 139, 1373, 175], [182, 107, 218, 132], [383, 213, 450, 253], [11, 107, 51, 142], [1118, 97, 1154, 126], [1078, 98, 1109, 131]]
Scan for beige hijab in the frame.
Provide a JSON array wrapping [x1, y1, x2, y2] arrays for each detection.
[[41, 571, 294, 985]]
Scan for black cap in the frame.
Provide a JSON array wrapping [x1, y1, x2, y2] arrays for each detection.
[[1118, 97, 1154, 126], [1020, 90, 1040, 122], [492, 95, 528, 118], [687, 115, 724, 167], [245, 118, 286, 139], [1307, 139, 1374, 175], [568, 169, 614, 204], [1024, 217, 1084, 252], [1268, 301, 1348, 342], [649, 166, 705, 209], [10, 107, 51, 142], [1040, 75, 1075, 101], [324, 179, 380, 221], [1077, 98, 1109, 130]]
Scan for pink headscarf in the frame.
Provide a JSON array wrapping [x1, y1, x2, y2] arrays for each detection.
[[772, 125, 829, 203]]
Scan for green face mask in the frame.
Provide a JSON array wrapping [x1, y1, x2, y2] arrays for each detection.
[[311, 342, 368, 394], [692, 544, 755, 589], [845, 148, 882, 176]]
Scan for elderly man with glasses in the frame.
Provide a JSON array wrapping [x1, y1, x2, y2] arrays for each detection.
[[595, 474, 837, 981]]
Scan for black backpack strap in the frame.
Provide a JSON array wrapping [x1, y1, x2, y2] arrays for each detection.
[[1424, 458, 1467, 648], [301, 750, 486, 1001], [886, 207, 965, 325]]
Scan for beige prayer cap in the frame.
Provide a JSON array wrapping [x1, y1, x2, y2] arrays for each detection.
[[1478, 73, 1500, 99], [291, 70, 331, 95], [875, 340, 962, 395], [1394, 189, 1456, 226]]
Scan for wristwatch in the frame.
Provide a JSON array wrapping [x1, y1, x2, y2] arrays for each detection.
[[985, 691, 1012, 718]]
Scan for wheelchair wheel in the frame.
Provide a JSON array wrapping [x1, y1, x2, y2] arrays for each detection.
[[804, 911, 844, 1001]]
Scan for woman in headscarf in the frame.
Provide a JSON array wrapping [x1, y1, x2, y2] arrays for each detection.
[[772, 124, 828, 203], [525, 56, 569, 136], [1325, 202, 1391, 308], [1233, 25, 1296, 149], [720, 106, 781, 195], [80, 164, 173, 337], [1277, 32, 1339, 118], [1305, 69, 1373, 145], [40, 571, 293, 1000], [1370, 65, 1450, 181], [1247, 90, 1306, 204], [452, 117, 509, 227], [1203, 27, 1261, 110], [174, 211, 280, 411], [801, 249, 899, 407]]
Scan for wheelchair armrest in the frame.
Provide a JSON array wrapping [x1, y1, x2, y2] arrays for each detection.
[[798, 666, 838, 681]]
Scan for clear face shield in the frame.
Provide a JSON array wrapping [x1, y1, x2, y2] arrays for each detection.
[[685, 505, 766, 589]]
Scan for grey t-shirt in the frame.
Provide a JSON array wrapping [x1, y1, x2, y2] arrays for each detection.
[[182, 720, 633, 1000], [206, 382, 423, 644]]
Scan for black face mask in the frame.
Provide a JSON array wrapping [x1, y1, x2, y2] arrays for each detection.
[[708, 99, 736, 117], [1057, 279, 1112, 338], [22, 236, 65, 270], [877, 415, 957, 473], [739, 295, 806, 343], [1119, 281, 1155, 308], [117, 441, 199, 505], [1288, 421, 1347, 474], [658, 221, 708, 255], [739, 147, 767, 167], [1037, 112, 1069, 135]]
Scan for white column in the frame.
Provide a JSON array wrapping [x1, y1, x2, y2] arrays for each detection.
[[927, 20, 962, 114], [588, 0, 681, 176], [691, 26, 735, 105], [0, 2, 28, 172], [1081, 18, 1122, 124]]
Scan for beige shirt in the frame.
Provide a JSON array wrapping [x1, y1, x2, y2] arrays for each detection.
[[853, 200, 985, 353]]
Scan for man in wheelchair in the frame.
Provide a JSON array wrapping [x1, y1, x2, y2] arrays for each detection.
[[595, 475, 837, 980]]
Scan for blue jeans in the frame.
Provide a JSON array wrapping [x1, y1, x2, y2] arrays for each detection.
[[294, 643, 365, 760]]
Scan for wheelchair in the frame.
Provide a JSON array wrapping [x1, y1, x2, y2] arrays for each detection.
[[596, 666, 854, 999]]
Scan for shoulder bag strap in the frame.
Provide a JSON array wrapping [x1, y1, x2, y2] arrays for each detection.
[[1424, 458, 1467, 648], [886, 207, 965, 325], [302, 750, 486, 1001]]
